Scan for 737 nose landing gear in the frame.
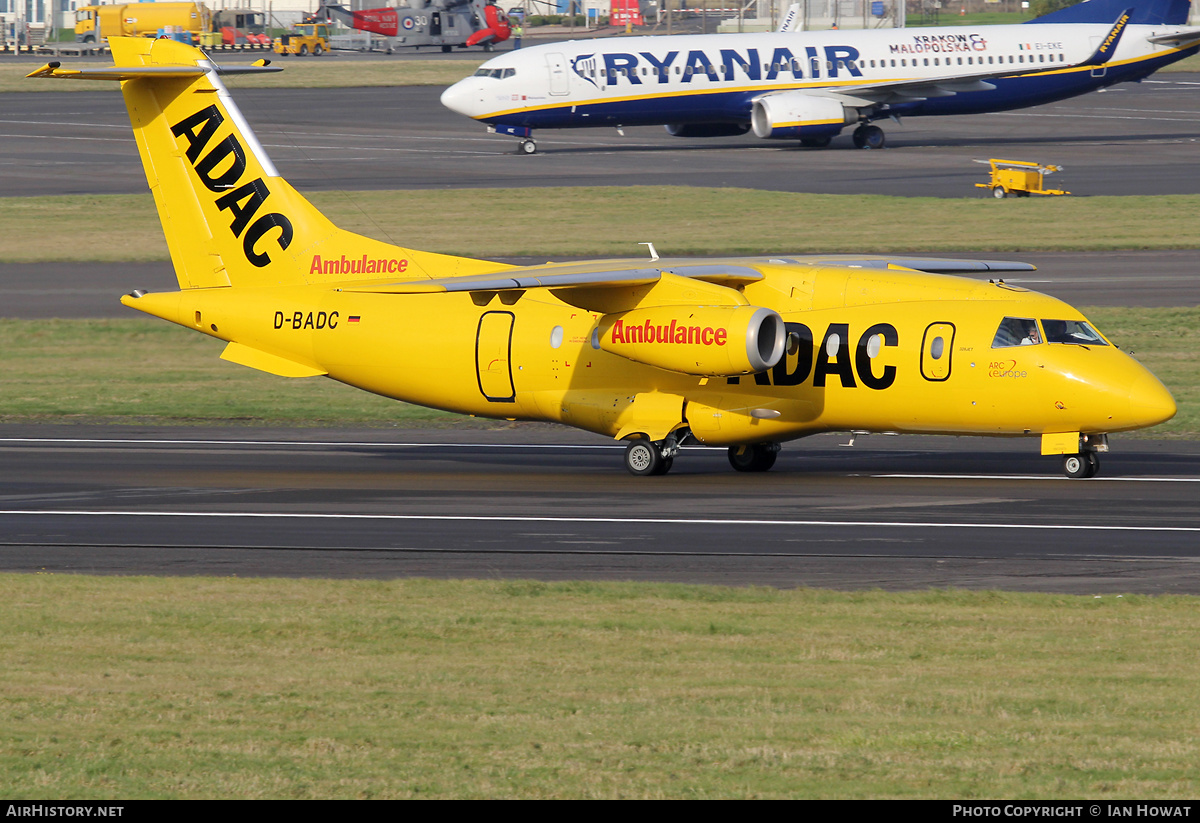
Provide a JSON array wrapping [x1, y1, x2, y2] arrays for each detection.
[[852, 124, 886, 150], [517, 139, 537, 155]]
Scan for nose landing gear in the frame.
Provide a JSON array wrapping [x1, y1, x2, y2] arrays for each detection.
[[1063, 451, 1100, 479], [517, 138, 537, 155]]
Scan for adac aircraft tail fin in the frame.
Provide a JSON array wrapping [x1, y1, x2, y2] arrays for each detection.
[[28, 37, 505, 291], [1027, 0, 1191, 26]]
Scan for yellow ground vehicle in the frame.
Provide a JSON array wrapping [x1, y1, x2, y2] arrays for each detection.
[[74, 2, 209, 45], [975, 158, 1070, 199], [273, 23, 330, 56]]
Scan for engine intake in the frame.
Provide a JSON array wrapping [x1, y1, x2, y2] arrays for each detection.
[[751, 92, 855, 139], [599, 305, 786, 376]]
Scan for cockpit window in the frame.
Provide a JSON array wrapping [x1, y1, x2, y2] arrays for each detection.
[[472, 68, 517, 79], [991, 317, 1041, 348], [1041, 319, 1108, 346]]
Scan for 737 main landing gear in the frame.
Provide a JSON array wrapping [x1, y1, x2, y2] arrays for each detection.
[[852, 124, 886, 150]]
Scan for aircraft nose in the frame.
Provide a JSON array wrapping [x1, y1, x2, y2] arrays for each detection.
[[440, 80, 478, 117], [1127, 370, 1177, 429]]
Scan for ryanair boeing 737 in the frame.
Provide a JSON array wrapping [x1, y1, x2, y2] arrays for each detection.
[[28, 37, 1176, 477], [441, 0, 1200, 152]]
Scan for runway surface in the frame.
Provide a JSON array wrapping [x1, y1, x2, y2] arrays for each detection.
[[2, 73, 1199, 198], [2, 425, 1199, 593]]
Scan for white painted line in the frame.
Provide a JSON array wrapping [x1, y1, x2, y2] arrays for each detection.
[[1, 510, 1199, 533], [0, 437, 619, 449], [875, 474, 1200, 483]]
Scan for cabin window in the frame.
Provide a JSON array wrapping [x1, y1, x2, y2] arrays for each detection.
[[957, 57, 963, 65], [870, 59, 875, 68], [923, 58, 929, 66], [1039, 54, 1045, 63], [901, 59, 906, 67], [988, 56, 993, 64], [685, 67, 692, 75], [992, 317, 1042, 348], [1041, 320, 1108, 346], [933, 58, 939, 66]]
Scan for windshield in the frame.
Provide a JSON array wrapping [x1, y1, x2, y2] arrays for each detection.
[[1041, 319, 1108, 346], [473, 68, 517, 79], [991, 317, 1041, 348]]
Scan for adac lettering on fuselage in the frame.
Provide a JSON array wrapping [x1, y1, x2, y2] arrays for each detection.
[[569, 44, 864, 88], [274, 310, 339, 330], [309, 254, 409, 276], [728, 321, 898, 390], [890, 32, 988, 55], [170, 105, 293, 269]]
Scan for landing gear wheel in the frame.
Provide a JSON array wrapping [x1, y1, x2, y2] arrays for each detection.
[[993, 186, 1008, 199], [800, 135, 832, 148], [625, 440, 670, 476], [852, 125, 885, 150], [1063, 452, 1099, 479], [728, 444, 778, 473], [517, 139, 537, 155]]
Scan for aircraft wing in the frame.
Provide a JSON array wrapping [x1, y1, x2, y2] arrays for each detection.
[[806, 9, 1138, 106], [339, 257, 1034, 296], [339, 263, 766, 294], [809, 257, 1037, 274]]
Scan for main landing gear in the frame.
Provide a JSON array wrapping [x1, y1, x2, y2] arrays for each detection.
[[728, 443, 779, 473], [852, 124, 886, 150], [622, 434, 781, 477]]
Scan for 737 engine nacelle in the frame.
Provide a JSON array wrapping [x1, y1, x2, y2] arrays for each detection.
[[598, 305, 786, 377], [751, 92, 856, 140]]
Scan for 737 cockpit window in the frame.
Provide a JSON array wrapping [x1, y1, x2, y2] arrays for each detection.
[[473, 68, 517, 79], [992, 317, 1041, 348], [1041, 319, 1108, 346]]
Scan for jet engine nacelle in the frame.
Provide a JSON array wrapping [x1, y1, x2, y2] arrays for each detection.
[[598, 305, 786, 377], [751, 92, 856, 139], [664, 122, 752, 138]]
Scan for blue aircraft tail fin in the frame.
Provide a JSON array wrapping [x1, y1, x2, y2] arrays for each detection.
[[1027, 0, 1191, 25]]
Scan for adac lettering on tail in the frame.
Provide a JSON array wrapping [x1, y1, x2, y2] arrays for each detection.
[[170, 105, 293, 268]]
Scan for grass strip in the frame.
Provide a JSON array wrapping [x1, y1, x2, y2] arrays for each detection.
[[0, 311, 1195, 435], [2, 574, 1199, 799], [5, 189, 1200, 264], [0, 58, 486, 94]]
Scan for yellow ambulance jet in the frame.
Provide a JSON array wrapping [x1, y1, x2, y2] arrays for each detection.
[[30, 38, 1176, 478]]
